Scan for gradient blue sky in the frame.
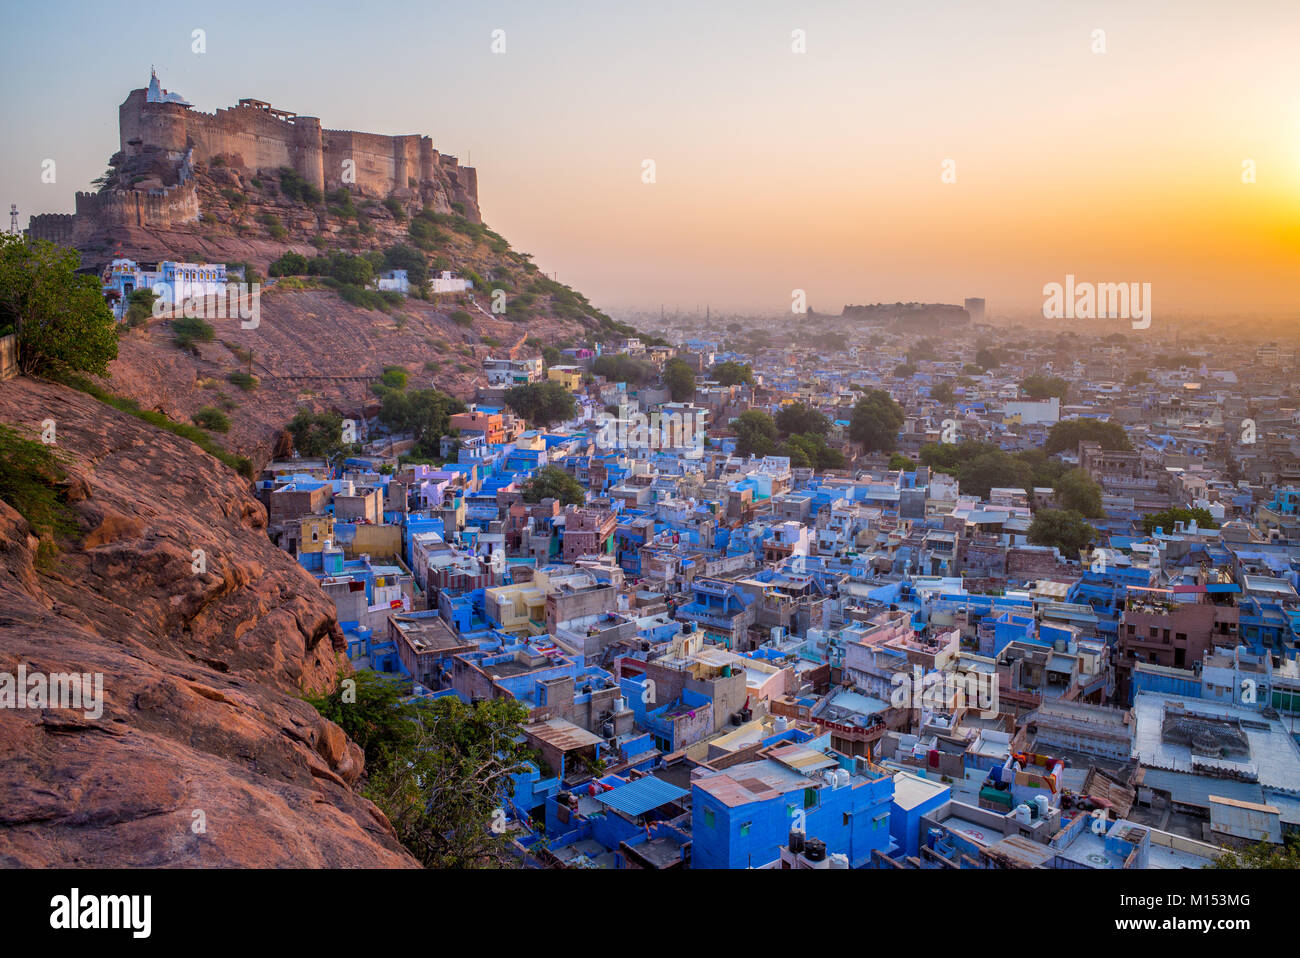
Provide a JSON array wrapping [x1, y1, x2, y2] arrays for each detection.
[[3, 0, 1297, 318]]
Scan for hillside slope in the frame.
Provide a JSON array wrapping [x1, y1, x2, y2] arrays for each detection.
[[109, 286, 584, 465], [0, 377, 415, 867]]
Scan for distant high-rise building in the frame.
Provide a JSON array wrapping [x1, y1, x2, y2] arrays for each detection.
[[964, 297, 986, 324]]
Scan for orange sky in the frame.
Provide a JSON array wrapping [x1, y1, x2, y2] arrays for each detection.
[[5, 0, 1298, 318]]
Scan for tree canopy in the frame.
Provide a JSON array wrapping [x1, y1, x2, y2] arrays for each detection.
[[662, 357, 696, 402], [1021, 374, 1069, 401], [775, 403, 829, 438], [710, 360, 754, 386], [1141, 506, 1218, 536], [379, 387, 464, 457], [848, 389, 905, 453], [591, 353, 656, 385], [0, 235, 118, 376], [1044, 418, 1132, 456], [1028, 508, 1095, 555], [287, 409, 348, 459], [306, 670, 532, 868], [504, 380, 577, 427], [521, 465, 586, 506], [1053, 467, 1105, 517], [733, 409, 778, 457]]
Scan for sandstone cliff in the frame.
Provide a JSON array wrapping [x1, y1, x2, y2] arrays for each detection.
[[106, 286, 585, 469], [0, 377, 417, 867]]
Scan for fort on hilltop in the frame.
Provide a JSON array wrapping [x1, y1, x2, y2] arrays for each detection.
[[28, 70, 479, 245]]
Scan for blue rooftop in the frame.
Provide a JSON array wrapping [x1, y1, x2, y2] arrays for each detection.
[[594, 776, 688, 817]]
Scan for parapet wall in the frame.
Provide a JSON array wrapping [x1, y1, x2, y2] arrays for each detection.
[[26, 213, 75, 245], [69, 180, 200, 239], [119, 88, 479, 216]]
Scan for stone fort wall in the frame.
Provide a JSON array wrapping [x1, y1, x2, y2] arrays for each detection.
[[118, 89, 479, 214], [27, 180, 199, 245]]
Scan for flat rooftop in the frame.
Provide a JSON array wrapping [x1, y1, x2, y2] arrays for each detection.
[[1131, 692, 1300, 794]]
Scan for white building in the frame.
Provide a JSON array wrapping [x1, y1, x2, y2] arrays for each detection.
[[429, 270, 473, 294], [102, 257, 228, 319], [1002, 397, 1060, 426], [376, 269, 409, 294]]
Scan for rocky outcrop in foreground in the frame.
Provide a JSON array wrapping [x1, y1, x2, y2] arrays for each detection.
[[0, 378, 416, 867]]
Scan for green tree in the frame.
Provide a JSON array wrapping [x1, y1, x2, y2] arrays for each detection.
[[305, 671, 532, 868], [382, 243, 428, 289], [1210, 836, 1300, 869], [379, 388, 463, 457], [775, 403, 829, 438], [1141, 507, 1218, 536], [783, 432, 845, 470], [379, 366, 409, 390], [958, 449, 1032, 500], [0, 423, 77, 564], [888, 452, 916, 471], [1021, 374, 1069, 401], [711, 360, 755, 386], [1044, 418, 1132, 456], [1017, 447, 1067, 488], [733, 409, 778, 457], [192, 407, 231, 433], [505, 381, 577, 427], [123, 288, 157, 328], [0, 235, 118, 376], [287, 409, 347, 459], [1054, 467, 1105, 517], [592, 353, 657, 385], [931, 381, 956, 404], [269, 251, 310, 277], [662, 357, 696, 402], [1028, 509, 1095, 555], [975, 346, 1002, 370], [172, 315, 215, 352], [849, 389, 905, 453], [521, 465, 586, 505]]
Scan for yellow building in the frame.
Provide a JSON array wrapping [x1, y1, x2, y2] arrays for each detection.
[[299, 515, 335, 553], [547, 366, 583, 392]]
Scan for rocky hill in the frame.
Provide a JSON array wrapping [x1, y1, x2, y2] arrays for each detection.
[[71, 159, 633, 469], [110, 285, 585, 467], [0, 126, 646, 866], [0, 377, 416, 867]]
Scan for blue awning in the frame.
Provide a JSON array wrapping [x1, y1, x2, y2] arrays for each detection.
[[593, 777, 688, 817]]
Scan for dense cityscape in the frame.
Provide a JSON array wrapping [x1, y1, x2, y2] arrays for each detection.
[[0, 0, 1293, 941]]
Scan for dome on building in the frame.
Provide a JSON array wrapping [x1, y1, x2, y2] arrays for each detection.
[[146, 67, 191, 107]]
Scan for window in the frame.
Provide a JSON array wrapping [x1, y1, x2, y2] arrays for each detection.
[[740, 823, 751, 837], [704, 809, 715, 827], [803, 787, 817, 809]]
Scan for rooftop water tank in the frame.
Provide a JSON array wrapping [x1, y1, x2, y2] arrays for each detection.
[[1035, 794, 1050, 819], [828, 853, 849, 869], [788, 828, 805, 853], [805, 838, 827, 862], [1015, 804, 1033, 825]]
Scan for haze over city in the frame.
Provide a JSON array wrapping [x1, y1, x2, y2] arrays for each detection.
[[4, 0, 1298, 318]]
